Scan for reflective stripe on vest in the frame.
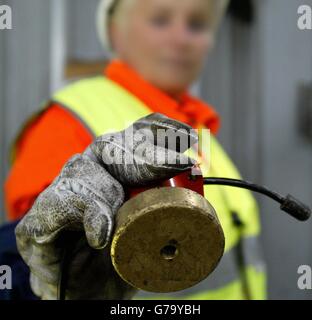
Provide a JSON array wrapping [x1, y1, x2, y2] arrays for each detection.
[[51, 76, 266, 299]]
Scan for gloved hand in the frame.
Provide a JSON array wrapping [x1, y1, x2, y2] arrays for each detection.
[[15, 113, 198, 300]]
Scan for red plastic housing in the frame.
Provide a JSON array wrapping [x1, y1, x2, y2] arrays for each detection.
[[127, 167, 204, 200]]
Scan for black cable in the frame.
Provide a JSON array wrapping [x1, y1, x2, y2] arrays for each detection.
[[203, 177, 311, 222], [57, 232, 85, 300], [58, 247, 69, 301], [204, 177, 283, 203]]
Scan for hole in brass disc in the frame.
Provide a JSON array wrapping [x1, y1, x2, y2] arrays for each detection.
[[160, 244, 179, 261]]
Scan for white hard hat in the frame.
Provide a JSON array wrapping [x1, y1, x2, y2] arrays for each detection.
[[96, 0, 118, 56], [96, 0, 229, 56]]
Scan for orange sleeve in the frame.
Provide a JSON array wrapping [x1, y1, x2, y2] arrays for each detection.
[[4, 103, 94, 221]]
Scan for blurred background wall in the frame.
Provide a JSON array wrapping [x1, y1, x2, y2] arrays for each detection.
[[0, 0, 311, 299]]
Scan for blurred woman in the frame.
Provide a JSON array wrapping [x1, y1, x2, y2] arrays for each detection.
[[3, 0, 266, 300]]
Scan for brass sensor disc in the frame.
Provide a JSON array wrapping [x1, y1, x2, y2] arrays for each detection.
[[111, 187, 225, 293]]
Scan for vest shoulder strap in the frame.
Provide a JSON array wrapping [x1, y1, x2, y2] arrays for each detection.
[[53, 76, 151, 136]]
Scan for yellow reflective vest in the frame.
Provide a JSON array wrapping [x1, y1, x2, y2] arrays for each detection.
[[50, 76, 266, 300]]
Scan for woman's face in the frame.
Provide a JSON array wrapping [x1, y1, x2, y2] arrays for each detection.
[[111, 0, 216, 97]]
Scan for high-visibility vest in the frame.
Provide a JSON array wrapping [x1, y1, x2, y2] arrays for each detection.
[[51, 76, 267, 300]]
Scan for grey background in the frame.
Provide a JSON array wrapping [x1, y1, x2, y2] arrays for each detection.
[[0, 0, 311, 299]]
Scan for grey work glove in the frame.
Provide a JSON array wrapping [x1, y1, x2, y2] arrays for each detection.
[[15, 113, 198, 300]]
